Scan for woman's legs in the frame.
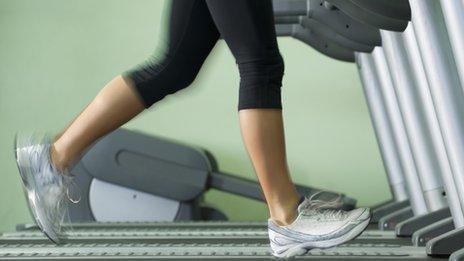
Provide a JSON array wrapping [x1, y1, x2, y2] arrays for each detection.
[[51, 0, 299, 226]]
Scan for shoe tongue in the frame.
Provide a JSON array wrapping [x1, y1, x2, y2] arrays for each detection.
[[297, 196, 344, 214], [297, 198, 315, 213]]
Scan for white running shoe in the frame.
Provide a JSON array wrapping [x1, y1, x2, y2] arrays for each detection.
[[14, 133, 79, 244], [268, 194, 371, 258]]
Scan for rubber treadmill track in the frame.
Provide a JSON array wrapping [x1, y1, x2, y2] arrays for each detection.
[[0, 229, 412, 246], [4, 227, 411, 245], [16, 222, 267, 231], [3, 222, 443, 260], [0, 243, 443, 260], [16, 221, 383, 231]]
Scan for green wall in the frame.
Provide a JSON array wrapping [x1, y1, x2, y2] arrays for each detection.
[[0, 0, 390, 232]]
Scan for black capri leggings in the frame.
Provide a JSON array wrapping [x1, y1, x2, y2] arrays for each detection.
[[123, 0, 284, 110]]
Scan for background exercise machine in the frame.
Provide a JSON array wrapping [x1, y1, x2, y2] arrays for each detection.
[[65, 128, 356, 222]]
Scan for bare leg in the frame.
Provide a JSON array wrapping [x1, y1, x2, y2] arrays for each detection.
[[51, 75, 145, 170], [239, 109, 300, 226]]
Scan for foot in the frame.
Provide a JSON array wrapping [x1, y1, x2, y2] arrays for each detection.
[[268, 196, 371, 258], [14, 133, 76, 244]]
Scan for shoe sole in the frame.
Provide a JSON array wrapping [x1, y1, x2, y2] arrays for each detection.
[[275, 213, 372, 258], [14, 134, 61, 244]]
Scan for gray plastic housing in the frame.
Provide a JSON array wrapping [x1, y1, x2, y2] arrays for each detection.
[[326, 0, 409, 32], [412, 217, 454, 247], [396, 207, 451, 237], [75, 129, 211, 201], [371, 200, 410, 223], [306, 0, 381, 46], [273, 0, 382, 46], [68, 128, 211, 221], [276, 24, 355, 62], [351, 0, 411, 21]]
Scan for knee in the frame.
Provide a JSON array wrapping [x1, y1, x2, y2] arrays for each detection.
[[237, 53, 285, 110], [123, 55, 201, 108]]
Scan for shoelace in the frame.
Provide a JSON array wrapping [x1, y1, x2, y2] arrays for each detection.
[[42, 138, 81, 204], [299, 191, 347, 219], [63, 175, 81, 204]]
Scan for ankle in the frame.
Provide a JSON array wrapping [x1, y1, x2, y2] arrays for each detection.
[[50, 144, 70, 172], [271, 210, 298, 226], [269, 197, 301, 226]]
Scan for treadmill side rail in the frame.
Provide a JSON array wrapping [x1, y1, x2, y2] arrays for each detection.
[[378, 207, 414, 231], [427, 227, 464, 256], [396, 207, 451, 237], [412, 217, 454, 247], [372, 200, 410, 223]]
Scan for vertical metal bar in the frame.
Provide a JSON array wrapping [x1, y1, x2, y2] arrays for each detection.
[[440, 0, 464, 90], [410, 0, 464, 227], [380, 29, 446, 212], [402, 24, 464, 226], [355, 53, 408, 202], [371, 47, 428, 215]]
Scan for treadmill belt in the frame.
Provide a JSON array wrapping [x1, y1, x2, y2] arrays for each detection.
[[16, 222, 267, 231], [0, 243, 442, 260], [2, 228, 411, 245], [4, 222, 441, 260]]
